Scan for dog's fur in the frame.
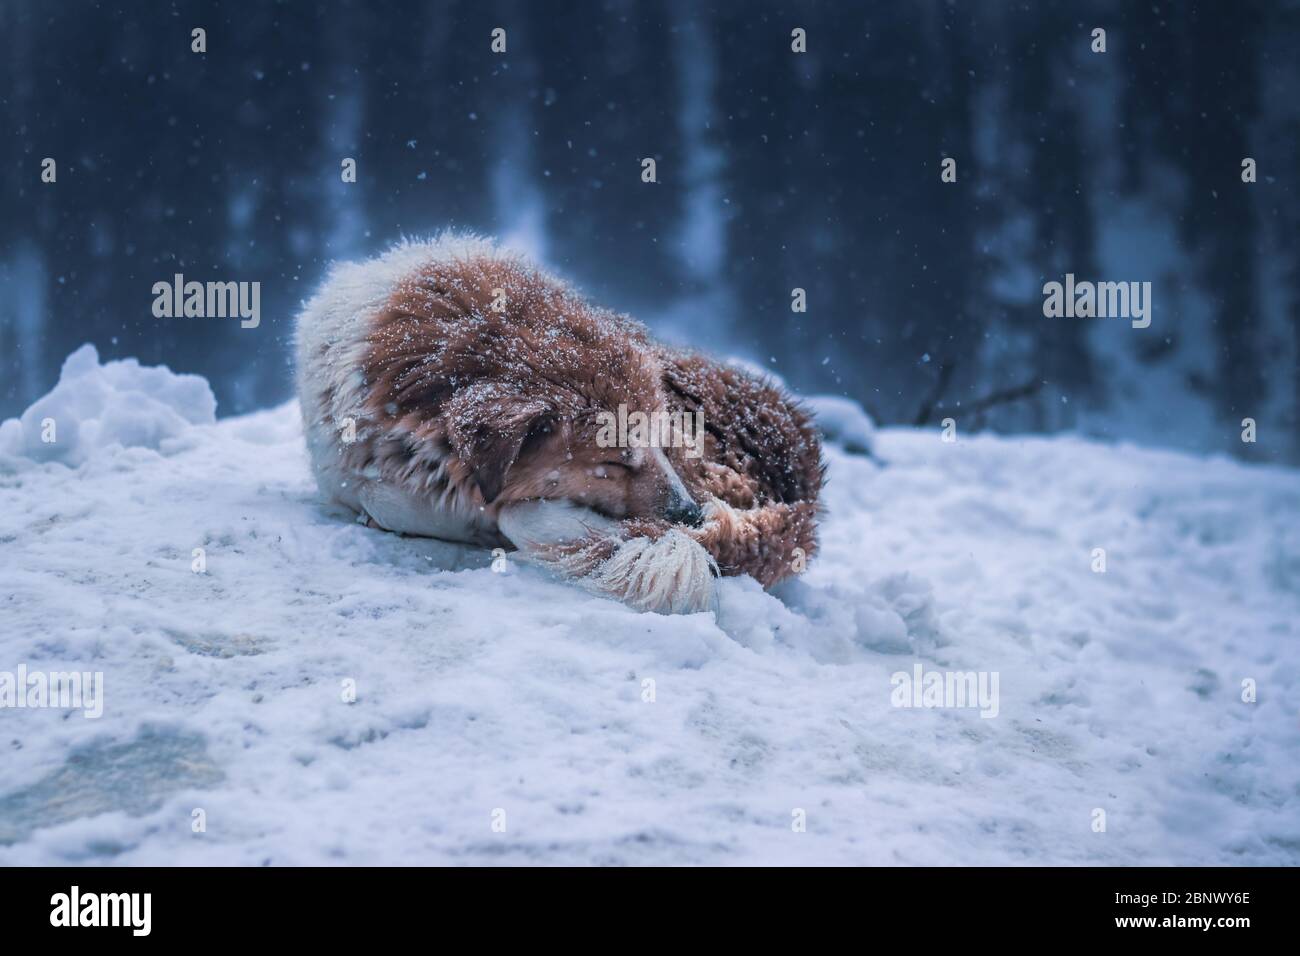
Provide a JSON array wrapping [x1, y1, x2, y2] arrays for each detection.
[[295, 234, 823, 613]]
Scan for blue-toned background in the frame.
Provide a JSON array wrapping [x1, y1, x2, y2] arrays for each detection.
[[3, 0, 1297, 460]]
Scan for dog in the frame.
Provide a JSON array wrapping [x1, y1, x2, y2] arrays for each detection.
[[295, 234, 823, 613]]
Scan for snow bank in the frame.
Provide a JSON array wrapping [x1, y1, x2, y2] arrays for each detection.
[[0, 348, 1297, 865], [804, 394, 876, 456], [0, 344, 215, 466]]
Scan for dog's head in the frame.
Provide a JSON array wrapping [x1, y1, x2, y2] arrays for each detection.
[[446, 379, 704, 527], [511, 427, 704, 526], [372, 245, 708, 526]]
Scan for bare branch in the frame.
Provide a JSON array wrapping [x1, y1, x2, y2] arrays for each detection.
[[912, 361, 956, 426]]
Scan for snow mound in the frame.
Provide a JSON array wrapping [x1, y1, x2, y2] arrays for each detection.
[[805, 394, 876, 456], [0, 349, 1297, 866], [0, 344, 216, 466]]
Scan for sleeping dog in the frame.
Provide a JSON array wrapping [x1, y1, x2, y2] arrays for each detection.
[[295, 234, 823, 613]]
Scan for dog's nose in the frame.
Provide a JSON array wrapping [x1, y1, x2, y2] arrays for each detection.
[[664, 500, 705, 528]]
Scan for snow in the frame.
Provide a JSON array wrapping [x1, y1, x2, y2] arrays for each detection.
[[804, 394, 876, 457], [0, 344, 215, 466], [0, 349, 1297, 865]]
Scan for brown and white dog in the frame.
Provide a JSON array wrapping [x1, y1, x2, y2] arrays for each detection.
[[295, 234, 823, 613]]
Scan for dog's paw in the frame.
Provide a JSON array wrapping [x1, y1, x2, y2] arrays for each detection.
[[496, 498, 620, 548]]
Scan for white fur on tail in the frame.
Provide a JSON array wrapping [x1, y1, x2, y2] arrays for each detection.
[[498, 500, 717, 614]]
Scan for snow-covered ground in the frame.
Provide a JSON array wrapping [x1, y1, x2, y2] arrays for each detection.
[[1, 346, 1297, 866]]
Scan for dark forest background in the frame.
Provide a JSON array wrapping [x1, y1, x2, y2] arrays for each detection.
[[3, 0, 1299, 462]]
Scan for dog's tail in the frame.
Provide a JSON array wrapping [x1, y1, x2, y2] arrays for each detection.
[[498, 502, 718, 614], [687, 498, 819, 588], [498, 497, 817, 615]]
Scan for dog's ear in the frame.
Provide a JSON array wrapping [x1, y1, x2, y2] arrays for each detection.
[[446, 386, 553, 504]]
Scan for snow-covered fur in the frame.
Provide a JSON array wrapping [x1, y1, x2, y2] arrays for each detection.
[[295, 234, 823, 613]]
